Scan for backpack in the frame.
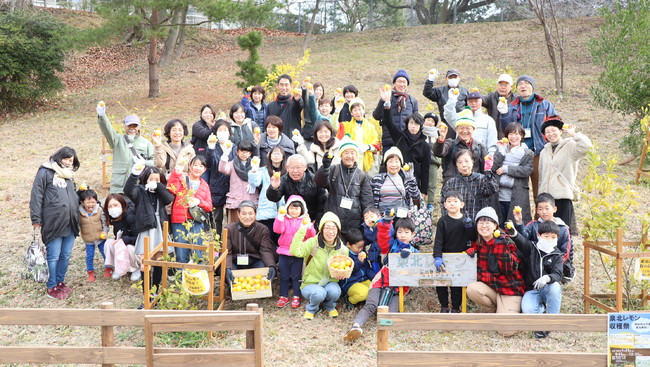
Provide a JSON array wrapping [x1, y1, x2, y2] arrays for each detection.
[[23, 230, 49, 283]]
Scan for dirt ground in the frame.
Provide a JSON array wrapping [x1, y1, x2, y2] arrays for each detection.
[[1, 15, 648, 366]]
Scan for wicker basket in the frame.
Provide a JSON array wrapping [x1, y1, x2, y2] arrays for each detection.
[[327, 255, 353, 279]]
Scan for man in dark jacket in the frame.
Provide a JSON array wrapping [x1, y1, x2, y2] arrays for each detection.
[[267, 154, 327, 224], [315, 137, 373, 232], [500, 75, 557, 199], [422, 69, 468, 139], [481, 73, 516, 138], [371, 69, 419, 151], [266, 74, 308, 140]]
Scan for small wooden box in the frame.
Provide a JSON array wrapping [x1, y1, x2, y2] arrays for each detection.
[[231, 267, 273, 300]]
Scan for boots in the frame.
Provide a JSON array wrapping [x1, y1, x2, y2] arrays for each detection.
[[87, 270, 96, 282]]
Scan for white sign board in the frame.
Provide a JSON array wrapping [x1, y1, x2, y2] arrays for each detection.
[[388, 253, 477, 287]]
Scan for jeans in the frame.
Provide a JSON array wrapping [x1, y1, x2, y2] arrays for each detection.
[[354, 287, 399, 327], [499, 201, 511, 227], [45, 232, 76, 289], [278, 254, 303, 298], [85, 241, 106, 271], [302, 282, 341, 314], [172, 221, 205, 263], [521, 282, 562, 314]]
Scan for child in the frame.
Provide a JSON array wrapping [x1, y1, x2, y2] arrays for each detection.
[[339, 228, 377, 307], [219, 140, 259, 223], [167, 156, 213, 264], [538, 116, 592, 235], [440, 149, 498, 221], [433, 191, 473, 313], [125, 164, 175, 281], [508, 220, 564, 339], [77, 188, 109, 282], [361, 207, 382, 273], [333, 97, 381, 174], [274, 195, 315, 308], [514, 193, 573, 283], [343, 212, 418, 342]]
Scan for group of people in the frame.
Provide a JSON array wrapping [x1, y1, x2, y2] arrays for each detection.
[[29, 68, 591, 339]]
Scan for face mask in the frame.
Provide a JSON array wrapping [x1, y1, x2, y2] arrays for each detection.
[[422, 125, 438, 137], [108, 207, 123, 219], [448, 78, 459, 88], [536, 238, 557, 254], [217, 131, 229, 142]]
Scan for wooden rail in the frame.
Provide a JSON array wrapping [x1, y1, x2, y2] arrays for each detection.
[[376, 306, 607, 367], [0, 302, 263, 366]]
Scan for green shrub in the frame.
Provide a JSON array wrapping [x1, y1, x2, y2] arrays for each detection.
[[235, 31, 267, 89], [0, 11, 67, 112]]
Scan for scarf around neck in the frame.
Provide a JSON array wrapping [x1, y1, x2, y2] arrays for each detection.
[[394, 91, 408, 113], [234, 156, 252, 181], [43, 161, 74, 188]]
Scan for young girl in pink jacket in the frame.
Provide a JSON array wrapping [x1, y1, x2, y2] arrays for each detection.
[[273, 195, 316, 308]]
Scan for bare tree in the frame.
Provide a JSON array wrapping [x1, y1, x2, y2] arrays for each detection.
[[383, 0, 495, 24], [302, 0, 321, 50], [0, 0, 32, 12], [159, 4, 189, 67], [528, 0, 565, 100]]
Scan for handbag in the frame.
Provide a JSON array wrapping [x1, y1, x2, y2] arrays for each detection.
[[22, 229, 49, 283], [408, 205, 434, 248], [189, 205, 208, 223]]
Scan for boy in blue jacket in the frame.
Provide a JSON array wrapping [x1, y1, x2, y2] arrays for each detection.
[[362, 207, 383, 273], [339, 228, 377, 307]]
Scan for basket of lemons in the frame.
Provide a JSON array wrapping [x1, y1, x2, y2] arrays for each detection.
[[327, 255, 354, 279]]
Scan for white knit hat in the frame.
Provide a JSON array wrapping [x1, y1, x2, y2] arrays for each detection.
[[383, 146, 404, 165]]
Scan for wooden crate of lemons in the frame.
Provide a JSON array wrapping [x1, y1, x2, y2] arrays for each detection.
[[231, 267, 273, 300]]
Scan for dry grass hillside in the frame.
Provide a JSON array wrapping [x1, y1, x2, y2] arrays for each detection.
[[0, 13, 648, 366]]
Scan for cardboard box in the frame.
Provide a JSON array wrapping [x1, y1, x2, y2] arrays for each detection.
[[231, 267, 273, 300]]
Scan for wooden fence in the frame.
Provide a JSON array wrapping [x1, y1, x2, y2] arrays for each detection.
[[0, 302, 263, 366], [376, 306, 607, 367]]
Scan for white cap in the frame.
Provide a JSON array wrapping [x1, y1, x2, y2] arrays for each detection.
[[497, 74, 513, 86]]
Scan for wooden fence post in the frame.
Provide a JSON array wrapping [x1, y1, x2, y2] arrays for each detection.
[[616, 228, 624, 311], [100, 302, 115, 367], [584, 232, 591, 313], [246, 303, 259, 349], [377, 305, 389, 352]]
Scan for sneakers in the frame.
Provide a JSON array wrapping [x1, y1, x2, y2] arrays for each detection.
[[440, 307, 450, 313], [46, 287, 66, 300], [103, 267, 113, 279], [130, 270, 142, 282], [291, 296, 301, 309], [304, 311, 315, 320], [57, 282, 72, 296], [87, 271, 96, 282], [343, 325, 363, 342], [450, 308, 461, 313], [534, 331, 550, 339], [328, 309, 339, 318], [276, 296, 290, 308]]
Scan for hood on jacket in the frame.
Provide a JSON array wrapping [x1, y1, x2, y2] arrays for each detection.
[[285, 194, 308, 218], [318, 211, 341, 232], [79, 203, 101, 216]]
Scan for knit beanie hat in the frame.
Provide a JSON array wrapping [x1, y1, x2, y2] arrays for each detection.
[[455, 107, 475, 128], [349, 97, 365, 112], [393, 69, 410, 85], [424, 112, 439, 124], [475, 206, 499, 224], [383, 146, 404, 165], [123, 114, 141, 126], [516, 75, 535, 90], [338, 135, 359, 157], [319, 211, 341, 232]]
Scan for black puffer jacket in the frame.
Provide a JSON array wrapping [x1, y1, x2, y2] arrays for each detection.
[[124, 174, 175, 234], [110, 204, 137, 246], [380, 105, 431, 193], [30, 165, 79, 244], [206, 145, 235, 208], [190, 119, 214, 156], [266, 170, 327, 224], [371, 93, 419, 149], [314, 163, 373, 232], [511, 231, 563, 292]]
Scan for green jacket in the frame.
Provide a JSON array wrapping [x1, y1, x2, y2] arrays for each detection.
[[290, 226, 347, 289], [98, 115, 154, 194]]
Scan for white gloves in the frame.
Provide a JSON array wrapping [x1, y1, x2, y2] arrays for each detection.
[[291, 133, 305, 146], [207, 134, 218, 150], [132, 159, 145, 175], [188, 197, 200, 208], [221, 141, 233, 161], [533, 275, 551, 290], [447, 88, 459, 102], [428, 68, 438, 82], [96, 101, 106, 117], [358, 144, 372, 153], [251, 159, 260, 173], [497, 98, 508, 114], [145, 181, 157, 192], [246, 183, 257, 194]]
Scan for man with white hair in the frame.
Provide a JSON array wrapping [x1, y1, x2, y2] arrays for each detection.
[[96, 101, 154, 194], [481, 73, 516, 138], [267, 154, 327, 224]]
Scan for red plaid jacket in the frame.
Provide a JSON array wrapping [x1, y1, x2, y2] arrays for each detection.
[[469, 235, 525, 296]]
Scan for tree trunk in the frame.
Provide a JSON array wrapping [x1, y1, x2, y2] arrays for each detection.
[[173, 6, 188, 61], [159, 5, 187, 68], [148, 8, 160, 98], [302, 0, 321, 50], [1, 0, 32, 12], [528, 0, 564, 100]]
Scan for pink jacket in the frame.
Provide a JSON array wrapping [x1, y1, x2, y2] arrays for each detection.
[[273, 195, 315, 256], [219, 159, 259, 209]]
